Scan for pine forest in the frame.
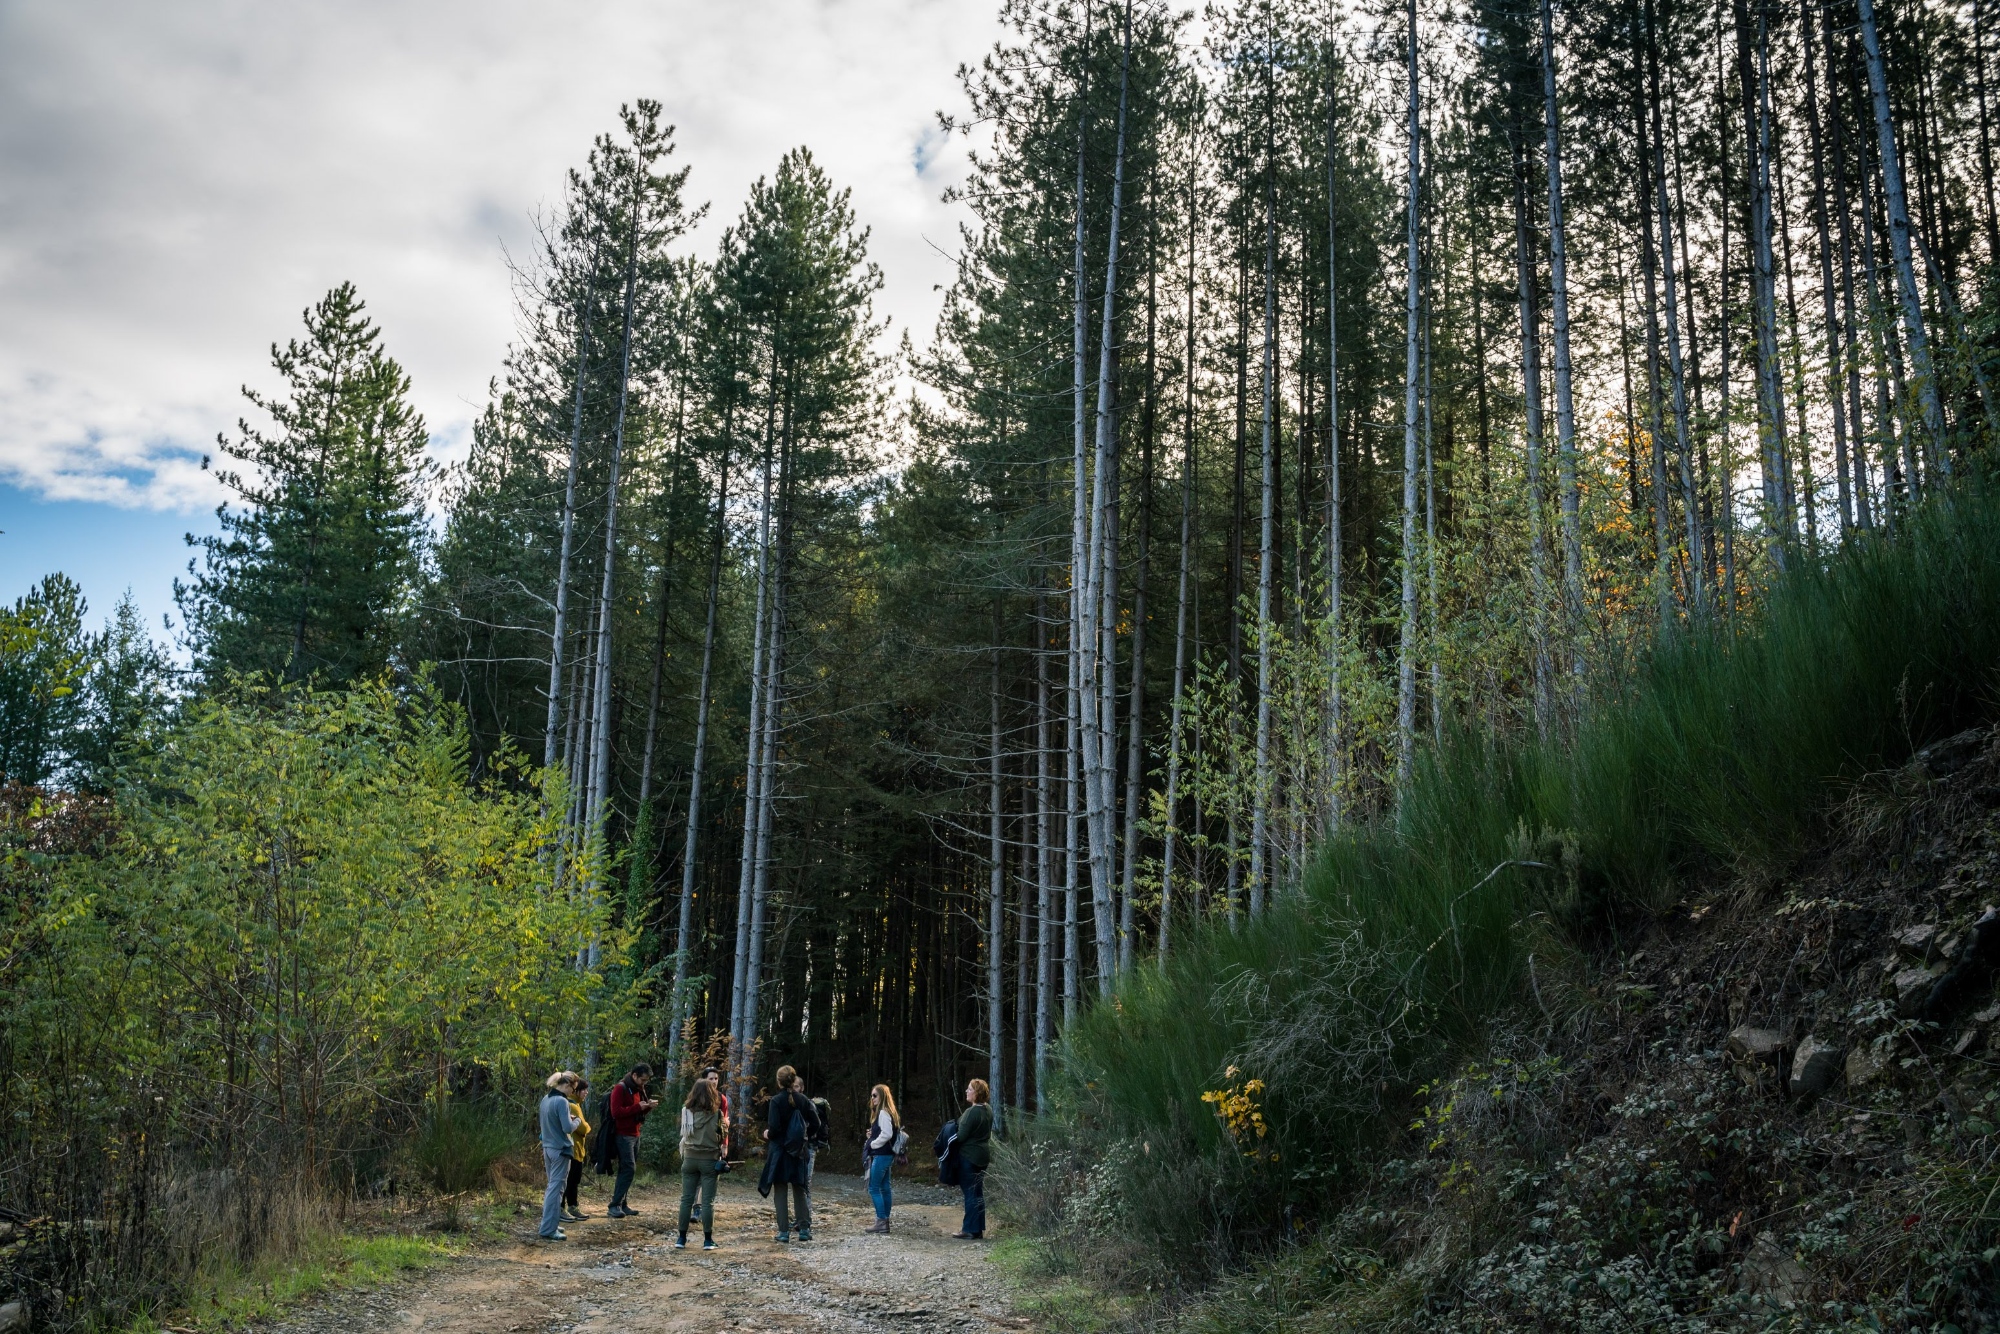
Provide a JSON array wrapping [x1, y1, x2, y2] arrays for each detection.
[[10, 0, 2000, 1327]]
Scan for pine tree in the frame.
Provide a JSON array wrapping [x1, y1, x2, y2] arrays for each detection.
[[179, 283, 429, 687]]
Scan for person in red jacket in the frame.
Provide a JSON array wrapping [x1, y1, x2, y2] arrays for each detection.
[[606, 1063, 659, 1218]]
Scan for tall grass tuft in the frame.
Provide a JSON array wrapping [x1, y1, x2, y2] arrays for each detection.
[[1015, 475, 2000, 1284], [408, 1099, 523, 1195]]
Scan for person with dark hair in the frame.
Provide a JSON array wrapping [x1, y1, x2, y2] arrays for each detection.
[[952, 1078, 993, 1239], [676, 1080, 722, 1250], [606, 1063, 658, 1218], [760, 1065, 823, 1242], [703, 1066, 731, 1170]]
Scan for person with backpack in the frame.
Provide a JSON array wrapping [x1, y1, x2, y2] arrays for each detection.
[[537, 1071, 581, 1241], [862, 1083, 902, 1234], [562, 1076, 592, 1222], [759, 1065, 821, 1242], [675, 1079, 722, 1251], [606, 1063, 659, 1218], [703, 1066, 731, 1173], [952, 1078, 993, 1240]]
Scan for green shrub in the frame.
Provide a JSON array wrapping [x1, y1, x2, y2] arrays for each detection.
[[408, 1099, 524, 1195], [1019, 474, 2000, 1285]]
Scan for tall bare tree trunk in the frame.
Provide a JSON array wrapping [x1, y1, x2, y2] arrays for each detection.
[[583, 192, 643, 972], [988, 623, 1004, 1129], [1540, 0, 1583, 678], [1858, 0, 1946, 475], [1251, 23, 1277, 918], [1323, 42, 1344, 826], [1161, 114, 1200, 968], [728, 373, 780, 1078], [1645, 0, 1705, 614], [1736, 0, 1792, 560], [545, 238, 600, 771], [1512, 122, 1552, 720], [667, 445, 729, 1064], [1034, 586, 1054, 1105], [1397, 0, 1422, 786], [1066, 1, 1091, 1016], [1802, 0, 1854, 536], [1084, 0, 1134, 976]]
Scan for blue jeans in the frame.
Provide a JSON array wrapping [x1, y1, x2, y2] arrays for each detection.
[[866, 1152, 893, 1220], [540, 1145, 569, 1237], [960, 1169, 985, 1236], [611, 1134, 639, 1207]]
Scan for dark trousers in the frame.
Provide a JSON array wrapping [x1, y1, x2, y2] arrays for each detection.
[[678, 1163, 718, 1237], [960, 1169, 986, 1236], [564, 1156, 583, 1209], [611, 1134, 639, 1206]]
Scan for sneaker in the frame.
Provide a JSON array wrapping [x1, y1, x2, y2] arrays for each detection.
[[775, 1231, 791, 1243], [571, 1208, 593, 1218], [619, 1203, 641, 1214], [796, 1229, 812, 1242], [607, 1205, 629, 1218], [561, 1209, 581, 1222], [674, 1235, 687, 1250], [542, 1229, 567, 1241], [702, 1238, 717, 1250]]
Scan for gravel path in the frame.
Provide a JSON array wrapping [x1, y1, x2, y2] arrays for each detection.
[[250, 1173, 1028, 1334]]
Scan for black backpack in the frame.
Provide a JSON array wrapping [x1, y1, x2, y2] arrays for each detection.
[[782, 1095, 810, 1162], [934, 1118, 964, 1187]]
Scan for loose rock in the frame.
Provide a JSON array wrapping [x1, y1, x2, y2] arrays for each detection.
[[1893, 923, 1940, 962], [1788, 1035, 1843, 1096], [1847, 1043, 1892, 1088], [1891, 964, 1945, 1016]]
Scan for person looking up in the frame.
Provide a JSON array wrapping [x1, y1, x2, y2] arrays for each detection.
[[952, 1078, 993, 1240]]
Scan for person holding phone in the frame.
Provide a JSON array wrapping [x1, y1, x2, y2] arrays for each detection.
[[606, 1063, 659, 1218]]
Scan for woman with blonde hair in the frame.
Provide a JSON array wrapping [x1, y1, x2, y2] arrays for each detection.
[[862, 1082, 902, 1234], [562, 1076, 592, 1222]]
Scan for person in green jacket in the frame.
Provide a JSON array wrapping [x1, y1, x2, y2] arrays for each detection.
[[953, 1078, 993, 1240], [676, 1079, 723, 1250]]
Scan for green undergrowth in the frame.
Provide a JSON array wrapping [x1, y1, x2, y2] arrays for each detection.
[[123, 1231, 461, 1332], [998, 473, 2000, 1304]]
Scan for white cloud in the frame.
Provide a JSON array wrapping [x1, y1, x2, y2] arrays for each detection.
[[0, 0, 998, 513]]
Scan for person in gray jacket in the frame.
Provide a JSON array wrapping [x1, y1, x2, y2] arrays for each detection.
[[538, 1071, 581, 1240]]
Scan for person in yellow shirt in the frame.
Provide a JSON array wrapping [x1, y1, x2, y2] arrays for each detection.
[[563, 1077, 593, 1222]]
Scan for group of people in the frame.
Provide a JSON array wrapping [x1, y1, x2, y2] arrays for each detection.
[[534, 1064, 995, 1246]]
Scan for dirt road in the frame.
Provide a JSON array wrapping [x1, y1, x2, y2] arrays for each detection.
[[253, 1173, 1028, 1334]]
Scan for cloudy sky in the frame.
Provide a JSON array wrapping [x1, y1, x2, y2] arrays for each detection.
[[0, 0, 1003, 635]]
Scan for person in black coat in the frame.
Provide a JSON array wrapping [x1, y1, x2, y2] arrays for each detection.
[[758, 1065, 822, 1242]]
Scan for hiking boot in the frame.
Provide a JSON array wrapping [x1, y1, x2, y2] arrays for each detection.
[[607, 1205, 629, 1218], [542, 1229, 567, 1241], [619, 1203, 641, 1214], [775, 1231, 791, 1243], [796, 1229, 812, 1242]]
